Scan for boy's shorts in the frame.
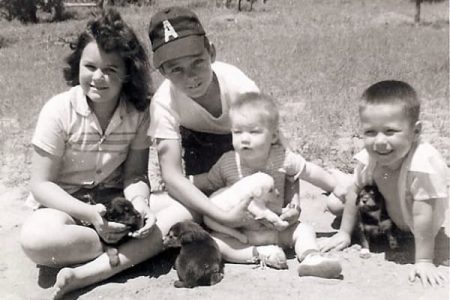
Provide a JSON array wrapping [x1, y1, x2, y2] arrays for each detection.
[[71, 187, 124, 206], [180, 126, 233, 175]]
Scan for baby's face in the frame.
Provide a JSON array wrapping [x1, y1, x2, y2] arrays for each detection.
[[360, 103, 420, 170], [160, 49, 214, 99], [231, 110, 277, 165]]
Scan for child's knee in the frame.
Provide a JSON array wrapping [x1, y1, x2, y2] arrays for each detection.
[[156, 202, 199, 235], [292, 222, 315, 241], [326, 194, 344, 216]]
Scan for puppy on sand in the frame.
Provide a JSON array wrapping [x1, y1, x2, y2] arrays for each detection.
[[164, 221, 224, 288]]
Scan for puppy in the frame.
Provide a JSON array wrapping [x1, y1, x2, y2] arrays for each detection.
[[99, 197, 142, 266], [354, 185, 398, 258], [103, 196, 142, 236], [163, 221, 224, 288], [203, 172, 289, 243]]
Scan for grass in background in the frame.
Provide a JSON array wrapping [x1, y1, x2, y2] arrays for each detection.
[[0, 0, 448, 188]]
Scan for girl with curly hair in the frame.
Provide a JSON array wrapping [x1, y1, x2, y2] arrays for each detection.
[[20, 9, 180, 298]]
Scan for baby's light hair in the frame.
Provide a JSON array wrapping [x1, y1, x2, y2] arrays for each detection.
[[359, 80, 420, 124], [229, 92, 279, 131]]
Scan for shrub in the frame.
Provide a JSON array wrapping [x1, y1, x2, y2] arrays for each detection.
[[0, 0, 38, 23], [0, 0, 65, 23]]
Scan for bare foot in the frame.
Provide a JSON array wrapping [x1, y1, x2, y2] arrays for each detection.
[[52, 267, 83, 299], [105, 246, 120, 267]]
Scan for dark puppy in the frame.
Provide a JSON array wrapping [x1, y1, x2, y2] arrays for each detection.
[[163, 221, 224, 288], [355, 185, 398, 258], [100, 197, 142, 266], [103, 196, 142, 237]]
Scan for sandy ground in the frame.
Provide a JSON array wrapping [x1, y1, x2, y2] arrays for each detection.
[[0, 181, 449, 300]]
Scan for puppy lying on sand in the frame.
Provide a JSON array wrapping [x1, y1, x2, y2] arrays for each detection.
[[355, 185, 398, 258], [164, 221, 224, 288], [203, 172, 289, 244]]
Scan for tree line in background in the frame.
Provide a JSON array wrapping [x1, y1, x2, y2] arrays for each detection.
[[0, 0, 152, 23], [0, 0, 445, 25]]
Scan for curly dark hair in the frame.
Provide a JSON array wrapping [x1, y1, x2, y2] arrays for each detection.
[[63, 9, 153, 111]]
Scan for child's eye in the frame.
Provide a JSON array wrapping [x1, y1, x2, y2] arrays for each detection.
[[168, 67, 183, 74], [193, 59, 206, 68], [84, 64, 96, 71], [102, 67, 117, 75], [363, 130, 376, 137], [385, 129, 398, 136]]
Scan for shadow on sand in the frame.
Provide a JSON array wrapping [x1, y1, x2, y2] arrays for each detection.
[[36, 247, 179, 299]]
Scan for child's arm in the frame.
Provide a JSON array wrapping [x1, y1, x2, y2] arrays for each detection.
[[191, 172, 214, 192], [300, 162, 347, 200], [30, 146, 128, 244], [279, 178, 301, 227], [408, 199, 446, 287], [155, 138, 252, 227], [320, 185, 359, 252], [123, 148, 155, 239]]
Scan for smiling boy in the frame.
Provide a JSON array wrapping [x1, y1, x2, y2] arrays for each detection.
[[147, 6, 261, 227]]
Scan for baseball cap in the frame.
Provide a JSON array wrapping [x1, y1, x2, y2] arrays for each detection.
[[148, 6, 206, 68]]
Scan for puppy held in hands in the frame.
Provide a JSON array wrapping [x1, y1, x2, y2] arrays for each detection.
[[355, 185, 398, 258], [163, 221, 224, 288], [204, 172, 289, 243], [103, 197, 142, 237], [99, 197, 142, 266]]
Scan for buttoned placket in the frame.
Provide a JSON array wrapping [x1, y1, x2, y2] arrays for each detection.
[[89, 108, 124, 187]]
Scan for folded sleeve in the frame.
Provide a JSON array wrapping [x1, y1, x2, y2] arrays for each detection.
[[32, 96, 68, 157]]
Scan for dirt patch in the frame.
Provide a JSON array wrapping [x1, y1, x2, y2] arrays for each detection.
[[0, 182, 448, 300]]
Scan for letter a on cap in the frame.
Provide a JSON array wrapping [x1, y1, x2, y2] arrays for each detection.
[[163, 20, 178, 42]]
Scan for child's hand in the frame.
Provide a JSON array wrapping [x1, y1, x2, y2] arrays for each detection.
[[409, 261, 447, 287], [222, 195, 255, 228], [129, 196, 157, 239], [129, 209, 157, 239], [280, 204, 301, 226], [319, 231, 351, 252], [92, 204, 129, 244]]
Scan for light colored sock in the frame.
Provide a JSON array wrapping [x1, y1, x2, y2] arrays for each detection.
[[297, 252, 342, 278]]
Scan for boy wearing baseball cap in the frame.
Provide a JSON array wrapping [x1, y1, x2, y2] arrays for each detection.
[[148, 6, 263, 226], [147, 7, 295, 267]]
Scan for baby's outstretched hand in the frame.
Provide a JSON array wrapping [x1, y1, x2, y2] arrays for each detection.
[[319, 231, 351, 253], [280, 205, 301, 226], [409, 261, 447, 288]]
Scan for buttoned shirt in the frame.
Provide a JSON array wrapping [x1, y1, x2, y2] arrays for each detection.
[[32, 86, 150, 194]]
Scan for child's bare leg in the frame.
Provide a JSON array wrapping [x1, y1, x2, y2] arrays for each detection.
[[326, 169, 354, 215], [52, 193, 199, 299], [212, 232, 287, 269], [281, 223, 342, 278], [211, 232, 254, 263], [20, 208, 103, 266]]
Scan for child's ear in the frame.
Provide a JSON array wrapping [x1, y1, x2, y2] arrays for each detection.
[[271, 130, 279, 144], [413, 121, 422, 140], [209, 42, 216, 63]]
